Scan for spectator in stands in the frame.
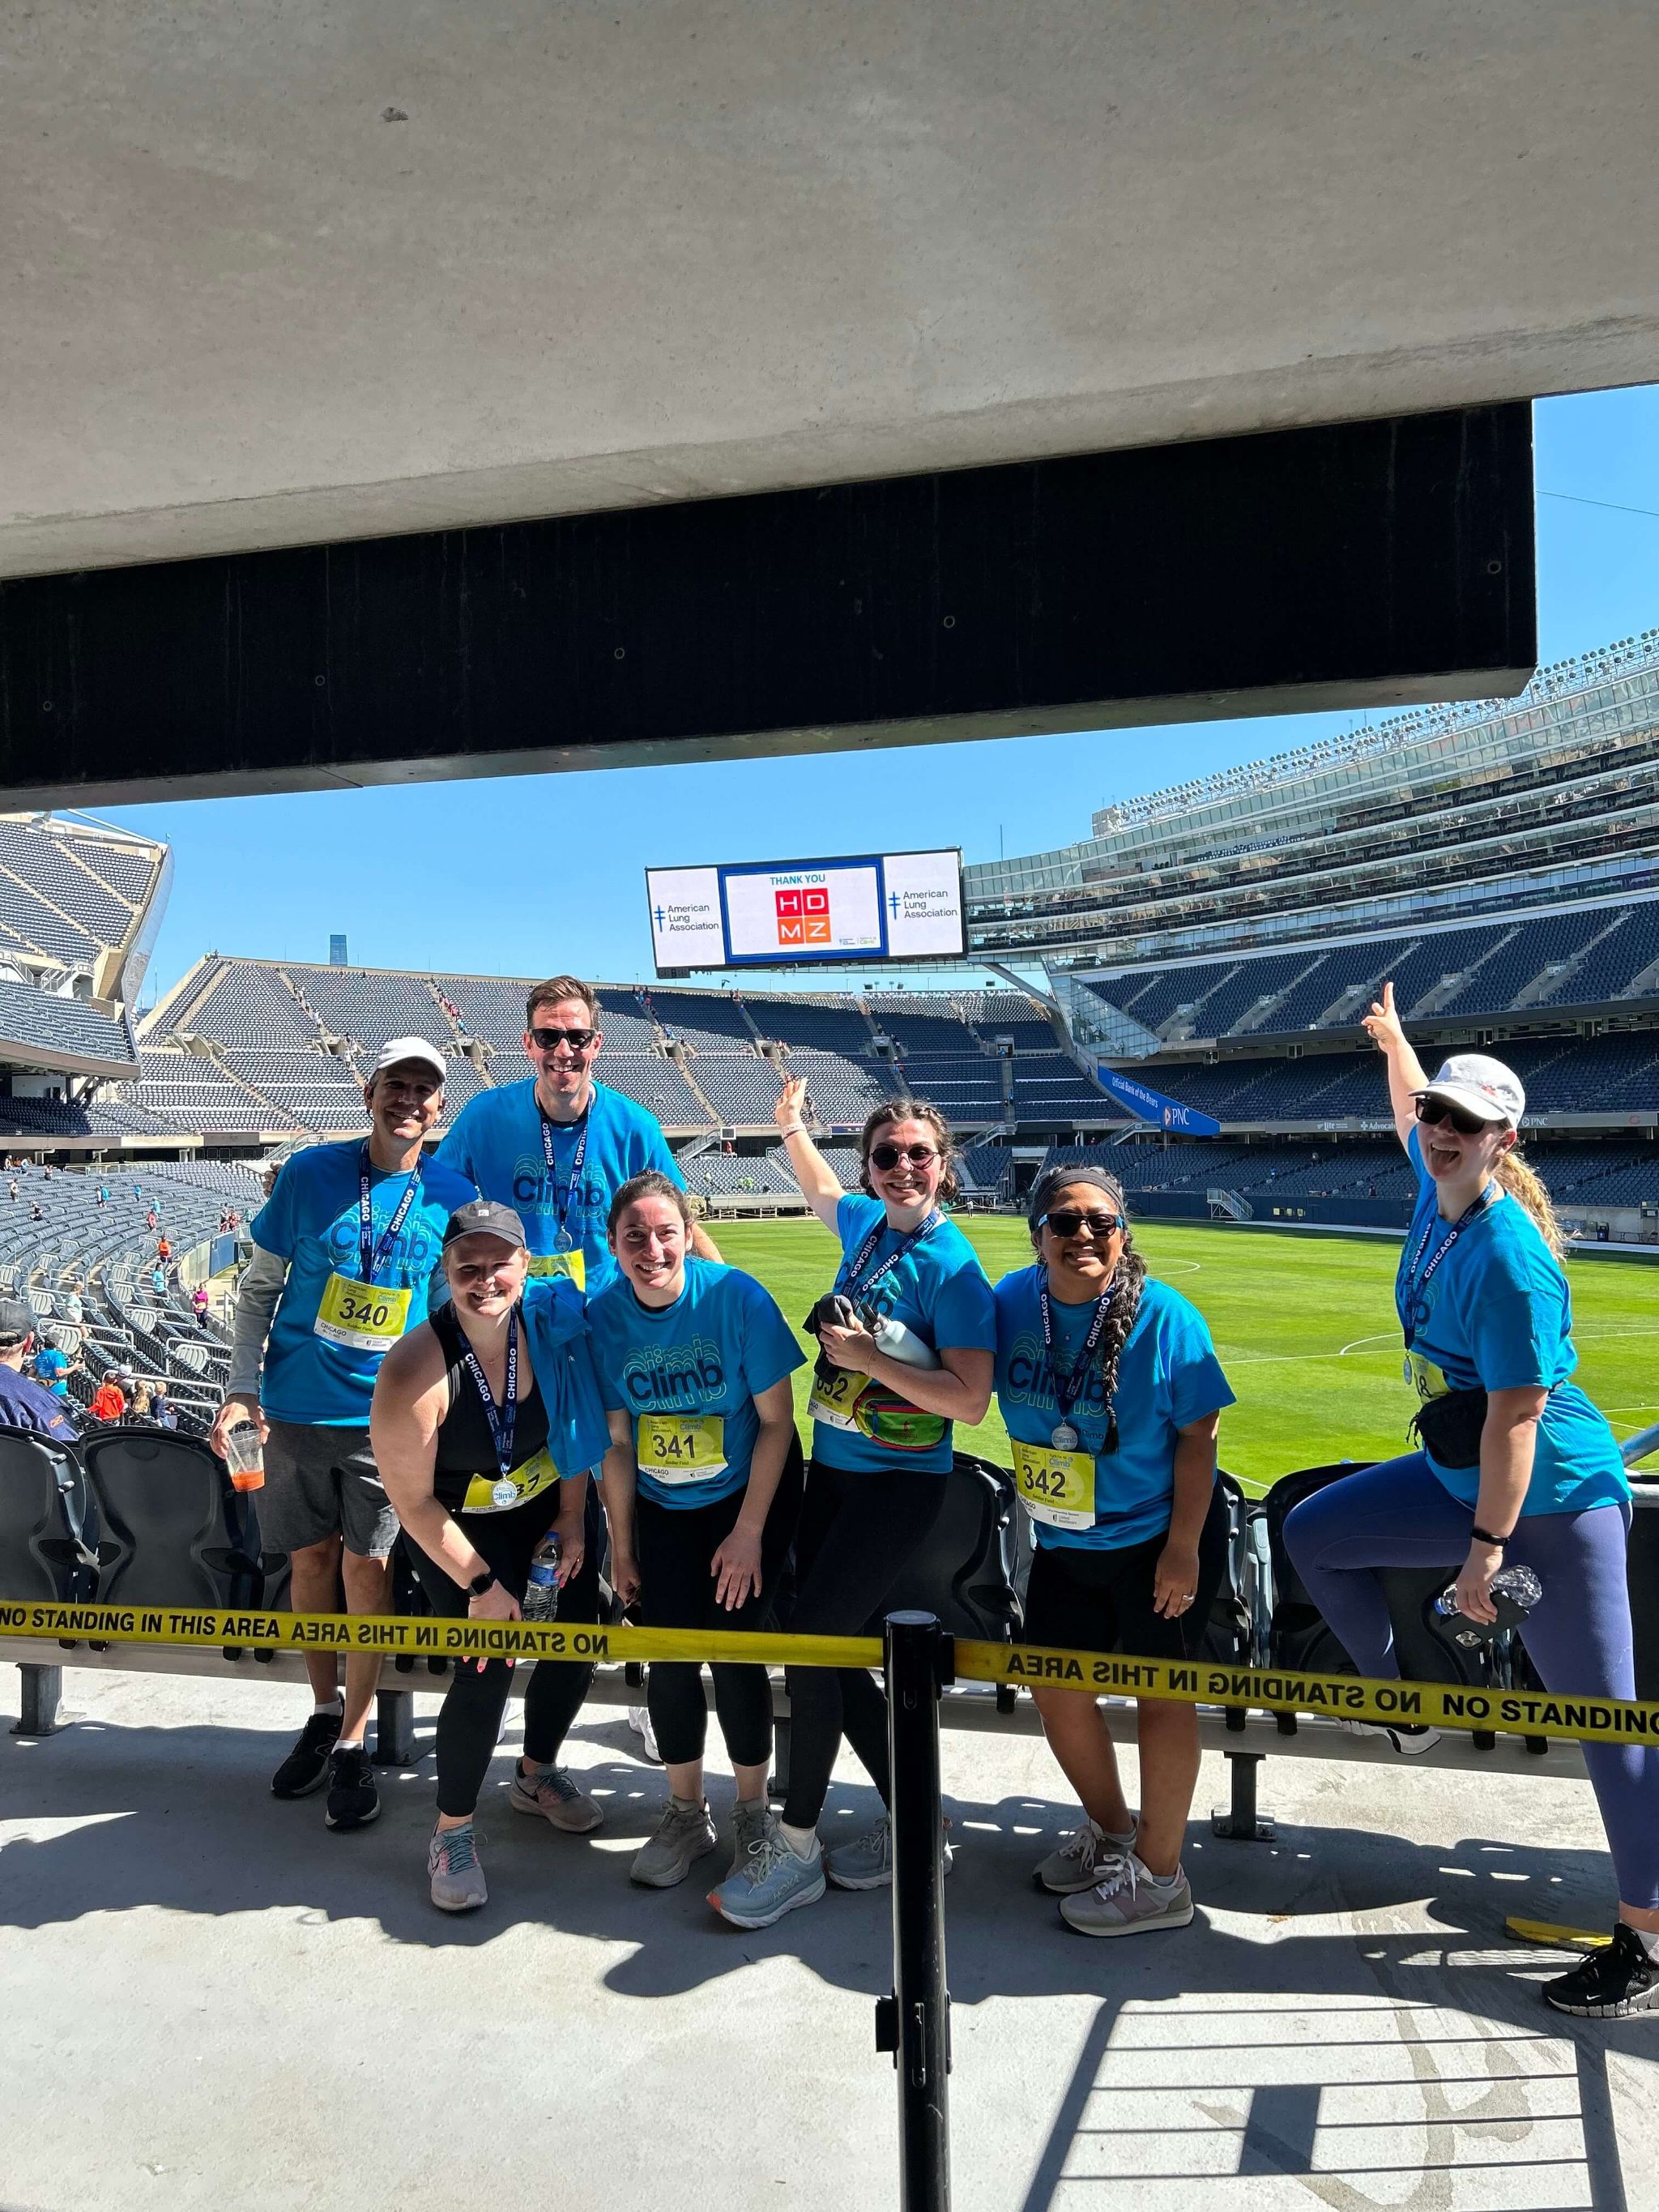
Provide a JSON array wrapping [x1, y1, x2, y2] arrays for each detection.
[[371, 1202, 610, 1913], [211, 1038, 477, 1835], [151, 1263, 167, 1296], [590, 1172, 806, 1892], [127, 1378, 154, 1421], [151, 1378, 178, 1430], [6, 1178, 16, 1202], [0, 1299, 78, 1440], [88, 1372, 127, 1423], [96, 1184, 109, 1207], [994, 1164, 1234, 1937], [32, 1329, 79, 1402], [28, 1201, 42, 1223], [192, 1283, 211, 1326], [437, 974, 720, 1296], [147, 1208, 158, 1232], [156, 1236, 172, 1263], [709, 1082, 993, 1928], [61, 1287, 83, 1326], [1288, 984, 1659, 2021]]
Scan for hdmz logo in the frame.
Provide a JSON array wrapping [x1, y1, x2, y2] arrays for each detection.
[[775, 886, 831, 946]]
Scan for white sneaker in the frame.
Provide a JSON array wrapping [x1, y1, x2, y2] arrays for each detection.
[[627, 1705, 663, 1764], [1339, 1719, 1442, 1755]]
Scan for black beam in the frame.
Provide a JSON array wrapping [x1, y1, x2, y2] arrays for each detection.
[[0, 407, 1534, 806]]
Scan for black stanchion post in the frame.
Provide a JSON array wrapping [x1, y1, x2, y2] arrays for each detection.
[[876, 1609, 951, 2212]]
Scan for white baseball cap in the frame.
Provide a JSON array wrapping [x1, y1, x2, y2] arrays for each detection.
[[1414, 1053, 1525, 1126], [371, 1037, 448, 1084]]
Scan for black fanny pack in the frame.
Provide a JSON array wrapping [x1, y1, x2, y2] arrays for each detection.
[[1409, 1387, 1488, 1470]]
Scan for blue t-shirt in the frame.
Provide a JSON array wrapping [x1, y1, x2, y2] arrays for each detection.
[[1398, 1129, 1627, 1515], [34, 1347, 70, 1398], [0, 1363, 78, 1440], [252, 1142, 478, 1427], [994, 1266, 1235, 1550], [586, 1258, 805, 1509], [808, 1194, 996, 1475], [517, 1276, 615, 1482], [437, 1077, 684, 1295]]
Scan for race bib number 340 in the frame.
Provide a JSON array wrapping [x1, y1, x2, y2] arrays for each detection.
[[1012, 1441, 1096, 1531], [313, 1274, 413, 1352]]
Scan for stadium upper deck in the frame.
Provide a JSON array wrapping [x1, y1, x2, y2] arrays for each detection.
[[0, 813, 164, 1087], [965, 630, 1659, 967]]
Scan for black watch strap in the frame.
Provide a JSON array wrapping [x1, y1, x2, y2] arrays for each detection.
[[467, 1569, 497, 1597], [1470, 1523, 1509, 1548]]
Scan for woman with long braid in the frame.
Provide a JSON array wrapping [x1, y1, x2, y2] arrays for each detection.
[[994, 1164, 1235, 1937]]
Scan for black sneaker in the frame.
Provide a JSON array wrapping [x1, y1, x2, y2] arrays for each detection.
[[324, 1745, 381, 1832], [271, 1710, 343, 1798], [1543, 1924, 1659, 2018]]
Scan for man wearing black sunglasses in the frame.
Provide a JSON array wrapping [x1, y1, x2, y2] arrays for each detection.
[[439, 973, 721, 1297]]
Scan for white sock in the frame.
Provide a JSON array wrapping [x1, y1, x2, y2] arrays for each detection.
[[335, 1738, 365, 1754], [1133, 1853, 1181, 1888], [313, 1695, 343, 1718], [779, 1820, 818, 1860], [1092, 1815, 1136, 1847], [1634, 1926, 1659, 1962]]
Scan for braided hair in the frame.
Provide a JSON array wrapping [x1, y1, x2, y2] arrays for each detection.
[[1026, 1164, 1146, 1417]]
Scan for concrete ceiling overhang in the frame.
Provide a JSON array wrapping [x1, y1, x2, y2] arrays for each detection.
[[4, 1, 1657, 583]]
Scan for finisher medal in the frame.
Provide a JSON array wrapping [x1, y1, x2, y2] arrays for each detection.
[[553, 1228, 574, 1253], [1051, 1423, 1080, 1451], [490, 1479, 518, 1510]]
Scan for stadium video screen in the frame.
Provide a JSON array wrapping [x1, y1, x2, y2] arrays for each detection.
[[645, 850, 966, 975]]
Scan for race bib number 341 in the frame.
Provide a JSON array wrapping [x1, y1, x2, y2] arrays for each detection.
[[313, 1274, 413, 1352], [638, 1414, 727, 1484]]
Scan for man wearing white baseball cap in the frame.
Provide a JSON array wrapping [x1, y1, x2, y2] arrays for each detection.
[[1287, 985, 1659, 2021], [213, 1038, 478, 1832]]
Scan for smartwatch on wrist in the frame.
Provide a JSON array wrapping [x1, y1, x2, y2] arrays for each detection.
[[467, 1569, 497, 1598], [1470, 1524, 1509, 1548]]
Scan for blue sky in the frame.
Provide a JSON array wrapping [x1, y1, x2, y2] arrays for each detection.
[[104, 385, 1659, 1005]]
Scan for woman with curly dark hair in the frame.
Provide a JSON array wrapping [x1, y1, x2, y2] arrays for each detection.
[[995, 1162, 1235, 1938], [707, 1078, 995, 1928]]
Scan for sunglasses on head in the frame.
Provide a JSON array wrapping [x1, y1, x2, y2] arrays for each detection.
[[868, 1142, 940, 1171], [1415, 1095, 1493, 1138], [1042, 1208, 1124, 1241], [530, 1025, 597, 1053]]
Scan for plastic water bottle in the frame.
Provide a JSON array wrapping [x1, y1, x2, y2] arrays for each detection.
[[869, 1313, 941, 1372], [522, 1534, 561, 1624], [1432, 1562, 1542, 1646]]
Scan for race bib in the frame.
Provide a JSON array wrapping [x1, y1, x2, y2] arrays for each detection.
[[1012, 1440, 1097, 1531], [528, 1249, 586, 1290], [461, 1445, 561, 1516], [638, 1414, 727, 1484], [313, 1274, 412, 1352], [808, 1365, 868, 1433], [1403, 1350, 1451, 1402]]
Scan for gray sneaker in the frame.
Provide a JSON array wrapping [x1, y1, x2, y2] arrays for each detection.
[[825, 1814, 955, 1891], [510, 1764, 603, 1833], [1033, 1816, 1138, 1894], [429, 1822, 488, 1912], [631, 1798, 719, 1889], [1060, 1853, 1193, 1938], [728, 1796, 770, 1878]]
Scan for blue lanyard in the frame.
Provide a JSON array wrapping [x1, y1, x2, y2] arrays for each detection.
[[1038, 1279, 1116, 1426], [1399, 1186, 1495, 1347], [358, 1147, 423, 1286], [837, 1210, 941, 1305], [458, 1309, 518, 1480], [539, 1108, 590, 1245]]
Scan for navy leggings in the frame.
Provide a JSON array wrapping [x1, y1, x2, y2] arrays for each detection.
[[1285, 1453, 1659, 1911]]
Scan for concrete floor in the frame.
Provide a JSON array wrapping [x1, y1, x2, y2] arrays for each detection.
[[2, 1664, 1655, 2212]]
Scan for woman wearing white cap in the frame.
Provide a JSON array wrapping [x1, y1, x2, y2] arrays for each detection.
[[1286, 984, 1659, 2019]]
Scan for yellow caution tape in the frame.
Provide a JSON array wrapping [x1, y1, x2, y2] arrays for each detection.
[[4, 1601, 1658, 1746], [1503, 1916, 1611, 1951]]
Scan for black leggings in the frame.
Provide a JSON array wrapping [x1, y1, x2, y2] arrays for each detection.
[[636, 1436, 804, 1770], [405, 1484, 602, 1819], [781, 1458, 949, 1830]]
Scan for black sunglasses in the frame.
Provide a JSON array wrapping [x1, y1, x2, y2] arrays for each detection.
[[868, 1142, 940, 1171], [530, 1026, 598, 1053], [1042, 1208, 1124, 1241], [1415, 1095, 1491, 1138]]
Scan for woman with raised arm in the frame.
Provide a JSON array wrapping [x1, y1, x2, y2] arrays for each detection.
[[1285, 983, 1659, 2018], [707, 1075, 996, 1928], [995, 1163, 1235, 1937], [372, 1200, 612, 1914], [588, 1171, 805, 1893]]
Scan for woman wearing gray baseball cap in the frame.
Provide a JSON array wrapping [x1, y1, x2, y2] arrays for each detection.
[[1286, 983, 1658, 2019]]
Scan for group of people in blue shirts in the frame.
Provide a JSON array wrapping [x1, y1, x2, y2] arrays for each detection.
[[207, 970, 1656, 2019]]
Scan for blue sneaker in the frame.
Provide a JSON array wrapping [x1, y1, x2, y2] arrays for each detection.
[[825, 1814, 955, 1890], [708, 1822, 825, 1928]]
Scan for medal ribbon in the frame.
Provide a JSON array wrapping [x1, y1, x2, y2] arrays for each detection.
[[458, 1309, 518, 1482], [539, 1108, 590, 1248], [836, 1210, 941, 1309], [358, 1146, 423, 1287], [1398, 1186, 1495, 1348], [1038, 1278, 1117, 1437]]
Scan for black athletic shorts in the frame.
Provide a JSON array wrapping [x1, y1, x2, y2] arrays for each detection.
[[1021, 1483, 1230, 1663]]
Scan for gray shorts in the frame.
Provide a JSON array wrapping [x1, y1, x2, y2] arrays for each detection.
[[260, 1420, 399, 1558]]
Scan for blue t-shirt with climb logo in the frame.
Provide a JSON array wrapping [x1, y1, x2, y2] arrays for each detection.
[[252, 1142, 478, 1426], [437, 1077, 684, 1295], [808, 1194, 996, 1475], [994, 1265, 1235, 1551], [586, 1257, 806, 1509], [1398, 1128, 1627, 1515]]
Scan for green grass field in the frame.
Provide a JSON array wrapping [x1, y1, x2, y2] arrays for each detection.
[[712, 1215, 1659, 1496]]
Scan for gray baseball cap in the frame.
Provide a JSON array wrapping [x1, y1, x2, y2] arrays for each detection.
[[441, 1199, 529, 1249], [1414, 1053, 1525, 1126]]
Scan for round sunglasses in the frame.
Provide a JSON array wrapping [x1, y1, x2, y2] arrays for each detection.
[[868, 1142, 940, 1171]]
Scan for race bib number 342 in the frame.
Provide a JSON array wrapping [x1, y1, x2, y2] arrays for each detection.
[[1012, 1441, 1096, 1531], [313, 1274, 413, 1352]]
